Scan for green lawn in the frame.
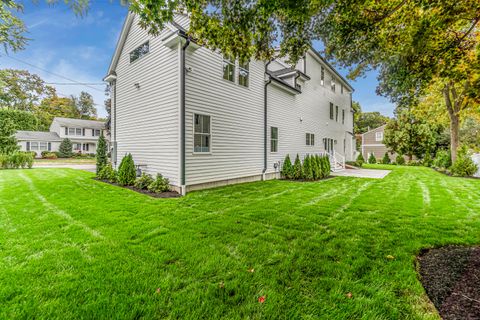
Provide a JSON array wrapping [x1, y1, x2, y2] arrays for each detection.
[[34, 158, 96, 164], [1, 166, 479, 319]]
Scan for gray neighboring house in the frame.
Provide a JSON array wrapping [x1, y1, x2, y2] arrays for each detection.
[[361, 125, 391, 161], [16, 117, 108, 157], [104, 12, 356, 194]]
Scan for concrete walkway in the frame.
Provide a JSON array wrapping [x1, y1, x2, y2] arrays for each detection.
[[331, 168, 391, 179]]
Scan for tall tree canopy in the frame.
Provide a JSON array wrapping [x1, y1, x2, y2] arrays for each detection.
[[71, 91, 97, 119]]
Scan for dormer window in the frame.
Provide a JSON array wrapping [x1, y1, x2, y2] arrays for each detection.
[[238, 60, 249, 87], [223, 56, 235, 82], [130, 41, 149, 63]]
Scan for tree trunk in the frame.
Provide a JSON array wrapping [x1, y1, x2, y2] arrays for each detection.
[[450, 114, 460, 163]]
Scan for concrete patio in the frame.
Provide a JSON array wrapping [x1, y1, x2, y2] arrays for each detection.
[[331, 168, 391, 179]]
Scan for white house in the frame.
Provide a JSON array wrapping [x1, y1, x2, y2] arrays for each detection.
[[16, 117, 107, 157], [104, 13, 355, 194]]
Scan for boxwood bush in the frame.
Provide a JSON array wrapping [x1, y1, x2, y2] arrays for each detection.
[[148, 174, 170, 193], [134, 173, 154, 190]]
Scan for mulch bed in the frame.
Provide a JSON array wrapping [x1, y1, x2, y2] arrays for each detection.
[[93, 178, 180, 198], [417, 246, 480, 319]]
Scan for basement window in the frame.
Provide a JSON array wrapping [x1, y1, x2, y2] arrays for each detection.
[[194, 114, 211, 153], [130, 41, 149, 63]]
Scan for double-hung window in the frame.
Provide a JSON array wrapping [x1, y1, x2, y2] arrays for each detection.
[[31, 142, 39, 150], [94, 129, 101, 136], [68, 128, 75, 135], [238, 60, 249, 87], [223, 56, 235, 82], [331, 78, 336, 92], [320, 67, 325, 86], [270, 127, 278, 152], [329, 103, 334, 120], [306, 133, 315, 146], [130, 41, 149, 63], [194, 114, 211, 153], [335, 106, 339, 122], [375, 132, 383, 142], [76, 128, 82, 136]]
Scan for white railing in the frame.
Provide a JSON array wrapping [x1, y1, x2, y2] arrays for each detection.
[[328, 151, 345, 172]]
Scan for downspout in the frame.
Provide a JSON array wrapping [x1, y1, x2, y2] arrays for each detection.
[[180, 37, 190, 195], [113, 80, 117, 166], [263, 60, 273, 179]]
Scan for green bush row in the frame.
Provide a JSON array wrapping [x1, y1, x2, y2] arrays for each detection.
[[0, 152, 34, 169], [281, 154, 330, 180]]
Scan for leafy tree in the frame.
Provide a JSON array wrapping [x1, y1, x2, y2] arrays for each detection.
[[355, 112, 390, 135], [36, 95, 80, 130], [281, 154, 293, 179], [383, 110, 437, 161], [0, 117, 19, 154], [117, 153, 136, 186], [0, 69, 55, 111], [293, 154, 303, 180], [72, 91, 97, 119], [396, 155, 406, 166], [432, 150, 451, 169], [96, 133, 107, 175], [58, 138, 73, 158], [0, 108, 39, 131]]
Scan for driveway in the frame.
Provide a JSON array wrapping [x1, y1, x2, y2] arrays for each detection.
[[331, 168, 391, 179]]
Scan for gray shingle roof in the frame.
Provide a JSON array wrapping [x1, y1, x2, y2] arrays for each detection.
[[52, 117, 106, 129], [15, 131, 62, 141]]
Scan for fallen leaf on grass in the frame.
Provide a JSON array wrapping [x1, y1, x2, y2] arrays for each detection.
[[386, 255, 395, 260], [156, 288, 161, 294], [258, 296, 266, 303], [219, 282, 225, 289], [248, 268, 255, 273], [346, 292, 352, 298]]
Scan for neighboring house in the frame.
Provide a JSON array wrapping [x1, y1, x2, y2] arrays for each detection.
[[361, 125, 393, 160], [104, 13, 355, 194], [16, 117, 107, 157]]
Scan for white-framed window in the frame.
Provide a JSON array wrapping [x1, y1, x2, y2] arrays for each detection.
[[68, 128, 75, 135], [39, 142, 48, 151], [94, 129, 101, 136], [306, 133, 315, 146], [194, 114, 211, 153], [320, 67, 325, 86], [31, 142, 39, 150], [238, 60, 249, 87], [331, 78, 336, 92], [223, 56, 235, 82], [76, 128, 82, 136], [329, 102, 334, 120], [74, 143, 82, 151], [130, 41, 149, 63], [270, 127, 278, 152], [342, 109, 345, 124], [375, 132, 384, 142]]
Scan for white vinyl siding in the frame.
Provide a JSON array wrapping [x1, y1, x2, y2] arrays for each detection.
[[376, 131, 383, 142], [130, 41, 149, 63], [113, 14, 181, 186]]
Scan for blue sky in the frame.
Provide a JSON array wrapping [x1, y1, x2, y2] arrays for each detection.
[[0, 1, 394, 118]]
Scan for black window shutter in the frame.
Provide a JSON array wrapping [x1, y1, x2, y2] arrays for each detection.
[[65, 127, 68, 135], [92, 129, 95, 136], [48, 142, 51, 151], [26, 142, 30, 151], [83, 128, 85, 136]]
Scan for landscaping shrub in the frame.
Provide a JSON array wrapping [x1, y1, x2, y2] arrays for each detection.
[[433, 149, 451, 169], [382, 152, 391, 164], [319, 155, 330, 178], [134, 173, 154, 190], [41, 152, 58, 159], [303, 155, 314, 180], [98, 163, 117, 182], [58, 138, 73, 158], [0, 152, 34, 169], [117, 153, 136, 186], [450, 146, 478, 177], [293, 154, 303, 180], [368, 154, 377, 164], [281, 154, 294, 179], [96, 133, 107, 175], [422, 152, 433, 167], [312, 155, 321, 180], [148, 173, 170, 193], [356, 153, 365, 167], [396, 155, 406, 165]]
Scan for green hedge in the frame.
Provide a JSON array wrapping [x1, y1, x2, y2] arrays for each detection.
[[282, 154, 331, 181], [0, 152, 34, 169]]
